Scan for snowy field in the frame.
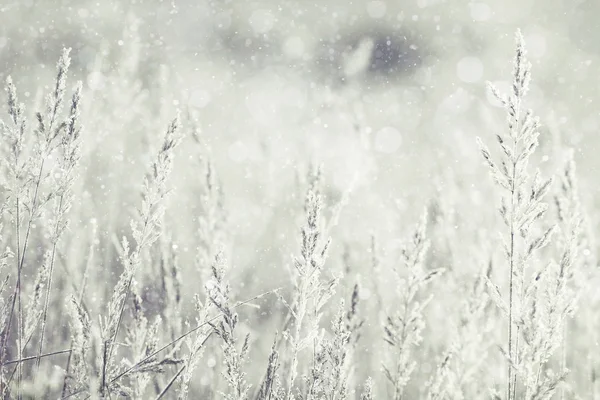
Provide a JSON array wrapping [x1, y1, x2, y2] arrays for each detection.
[[0, 0, 599, 398]]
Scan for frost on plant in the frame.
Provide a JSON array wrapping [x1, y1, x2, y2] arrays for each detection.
[[0, 7, 594, 400]]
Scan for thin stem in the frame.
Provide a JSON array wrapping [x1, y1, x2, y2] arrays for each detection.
[[100, 272, 133, 395], [60, 345, 73, 398], [512, 96, 524, 400], [0, 195, 19, 398], [155, 365, 186, 400], [15, 198, 22, 400], [61, 243, 93, 398], [285, 282, 307, 400], [18, 158, 46, 274], [35, 195, 64, 373], [560, 323, 567, 400], [5, 348, 73, 366], [394, 288, 411, 400], [507, 92, 523, 400], [3, 157, 47, 399], [508, 207, 514, 400]]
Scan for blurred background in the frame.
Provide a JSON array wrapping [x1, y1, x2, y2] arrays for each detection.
[[0, 0, 594, 263], [0, 0, 599, 395]]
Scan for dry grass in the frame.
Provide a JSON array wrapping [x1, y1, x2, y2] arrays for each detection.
[[0, 30, 595, 400]]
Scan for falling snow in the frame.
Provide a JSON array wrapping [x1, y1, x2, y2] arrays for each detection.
[[0, 1, 597, 399]]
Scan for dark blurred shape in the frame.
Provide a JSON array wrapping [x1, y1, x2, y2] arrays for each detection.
[[316, 27, 423, 85], [368, 31, 422, 75]]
